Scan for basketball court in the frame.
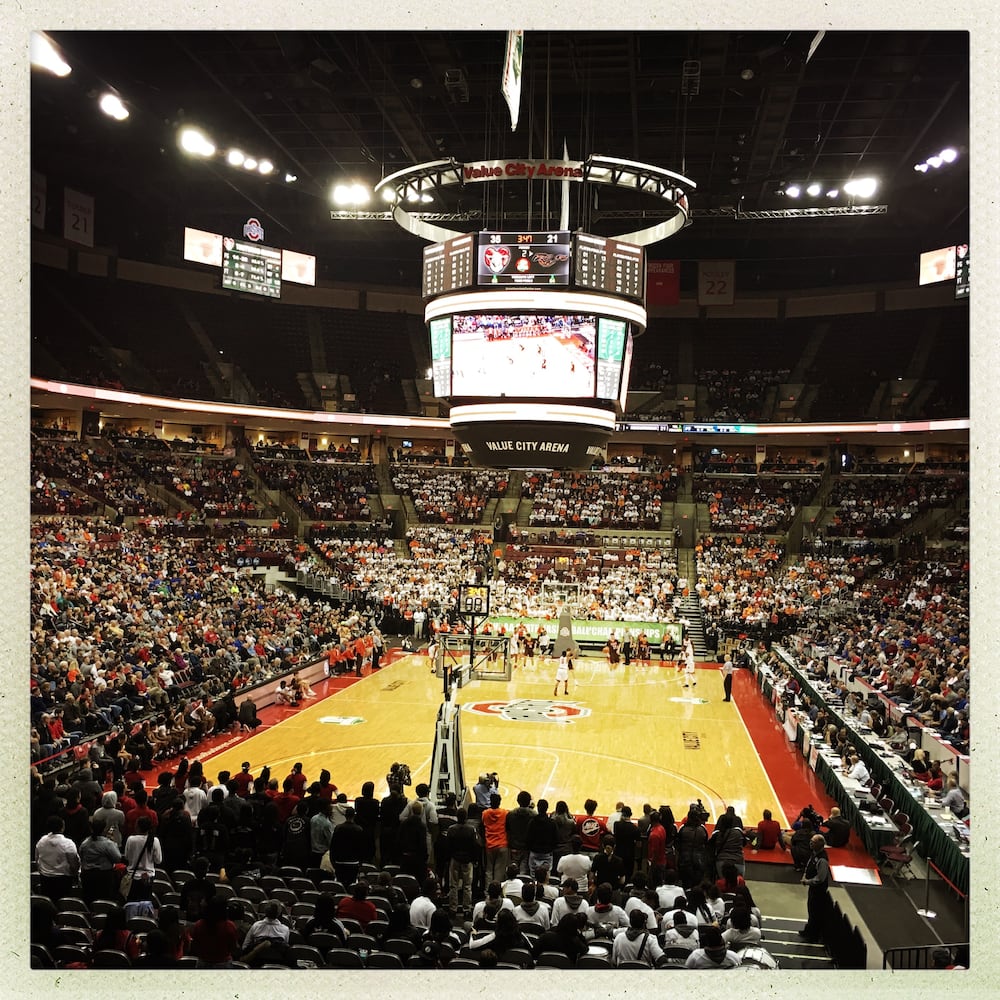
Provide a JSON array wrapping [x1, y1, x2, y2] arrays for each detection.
[[202, 651, 791, 827]]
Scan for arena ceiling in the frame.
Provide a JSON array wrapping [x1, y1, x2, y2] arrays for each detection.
[[31, 29, 970, 292]]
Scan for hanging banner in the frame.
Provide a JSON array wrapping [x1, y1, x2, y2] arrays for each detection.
[[646, 260, 680, 305], [63, 187, 95, 247], [698, 260, 735, 306], [31, 170, 46, 230], [501, 30, 524, 132]]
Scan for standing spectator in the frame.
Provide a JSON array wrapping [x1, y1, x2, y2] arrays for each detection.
[[505, 790, 535, 875], [34, 816, 80, 902], [122, 815, 162, 905], [309, 799, 334, 869], [799, 835, 832, 942], [676, 808, 709, 888], [526, 798, 558, 878], [576, 798, 607, 855], [551, 800, 577, 871], [353, 781, 380, 865], [481, 793, 509, 885], [330, 806, 366, 887], [646, 810, 668, 886], [612, 805, 640, 880], [78, 818, 122, 904], [446, 808, 480, 920]]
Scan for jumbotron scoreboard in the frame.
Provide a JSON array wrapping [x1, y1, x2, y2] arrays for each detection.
[[423, 228, 647, 470], [422, 230, 645, 301]]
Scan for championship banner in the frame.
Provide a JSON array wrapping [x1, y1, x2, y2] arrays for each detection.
[[31, 170, 46, 230], [646, 259, 680, 305], [63, 187, 95, 247], [501, 30, 524, 131], [698, 260, 735, 306]]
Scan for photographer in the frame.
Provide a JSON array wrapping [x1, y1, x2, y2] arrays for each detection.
[[473, 773, 500, 810]]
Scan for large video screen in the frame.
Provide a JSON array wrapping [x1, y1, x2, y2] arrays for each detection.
[[451, 313, 596, 397]]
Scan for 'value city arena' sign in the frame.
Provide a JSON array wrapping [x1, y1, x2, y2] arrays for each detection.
[[463, 159, 585, 182]]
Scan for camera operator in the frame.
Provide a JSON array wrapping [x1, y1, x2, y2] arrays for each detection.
[[473, 773, 500, 810]]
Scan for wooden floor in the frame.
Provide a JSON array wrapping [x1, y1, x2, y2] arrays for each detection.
[[204, 652, 791, 827]]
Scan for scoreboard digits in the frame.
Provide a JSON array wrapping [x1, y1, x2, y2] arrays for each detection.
[[222, 239, 282, 298], [574, 233, 645, 301], [422, 234, 475, 298]]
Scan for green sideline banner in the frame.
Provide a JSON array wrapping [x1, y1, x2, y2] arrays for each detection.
[[484, 616, 684, 645]]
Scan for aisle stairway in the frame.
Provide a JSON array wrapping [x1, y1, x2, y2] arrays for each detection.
[[678, 593, 710, 658], [759, 915, 837, 969]]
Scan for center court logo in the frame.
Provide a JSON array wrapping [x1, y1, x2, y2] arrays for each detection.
[[464, 699, 591, 723]]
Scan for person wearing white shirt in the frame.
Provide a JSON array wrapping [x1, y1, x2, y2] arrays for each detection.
[[550, 879, 591, 924], [612, 908, 664, 967], [845, 755, 870, 785], [511, 882, 551, 930], [661, 911, 700, 951]]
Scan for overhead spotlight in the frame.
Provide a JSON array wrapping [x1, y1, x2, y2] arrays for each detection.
[[740, 68, 755, 81], [826, 189, 839, 198], [420, 193, 434, 203], [98, 93, 129, 121], [939, 147, 958, 163], [284, 173, 297, 183], [786, 184, 801, 198], [806, 182, 822, 197], [914, 163, 929, 173], [381, 187, 398, 203], [332, 184, 352, 205], [227, 148, 245, 166], [243, 157, 258, 170], [258, 159, 274, 175], [926, 155, 943, 169], [178, 127, 216, 157], [30, 32, 71, 76], [406, 190, 421, 203], [350, 183, 370, 204], [843, 177, 877, 198]]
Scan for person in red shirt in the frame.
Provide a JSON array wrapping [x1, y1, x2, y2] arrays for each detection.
[[231, 762, 255, 798], [335, 880, 379, 928], [123, 788, 159, 838], [646, 810, 668, 885], [189, 895, 240, 969], [272, 778, 301, 825], [753, 809, 783, 850], [576, 798, 607, 854], [481, 792, 510, 884], [287, 763, 308, 798]]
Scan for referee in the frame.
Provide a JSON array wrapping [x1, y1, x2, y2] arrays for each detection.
[[721, 656, 734, 702]]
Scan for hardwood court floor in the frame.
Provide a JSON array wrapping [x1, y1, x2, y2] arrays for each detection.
[[204, 652, 792, 827]]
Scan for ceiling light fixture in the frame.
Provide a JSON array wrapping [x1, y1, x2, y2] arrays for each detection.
[[227, 149, 245, 167], [178, 127, 215, 157], [843, 177, 877, 199], [98, 93, 129, 121], [30, 32, 71, 76], [806, 182, 822, 197], [257, 159, 274, 175], [786, 185, 801, 198]]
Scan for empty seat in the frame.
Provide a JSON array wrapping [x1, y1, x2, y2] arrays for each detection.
[[366, 951, 405, 969], [325, 948, 364, 968]]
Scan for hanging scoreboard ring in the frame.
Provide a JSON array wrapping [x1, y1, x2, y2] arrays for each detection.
[[373, 154, 696, 247]]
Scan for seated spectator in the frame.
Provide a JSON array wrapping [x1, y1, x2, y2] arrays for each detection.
[[611, 907, 664, 967]]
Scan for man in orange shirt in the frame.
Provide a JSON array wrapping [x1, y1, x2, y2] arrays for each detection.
[[481, 792, 509, 884]]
